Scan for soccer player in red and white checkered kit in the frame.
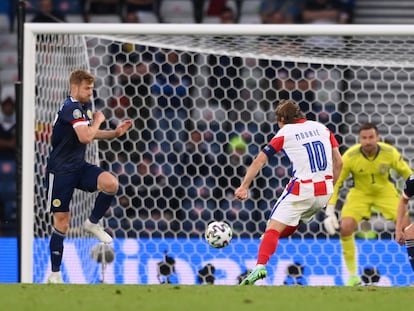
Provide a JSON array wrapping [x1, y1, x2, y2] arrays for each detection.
[[46, 69, 133, 283], [235, 99, 343, 285], [395, 175, 414, 274]]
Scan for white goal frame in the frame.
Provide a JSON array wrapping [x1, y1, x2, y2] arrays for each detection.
[[22, 23, 414, 283]]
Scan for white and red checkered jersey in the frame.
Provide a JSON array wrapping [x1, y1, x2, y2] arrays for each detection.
[[262, 119, 339, 196]]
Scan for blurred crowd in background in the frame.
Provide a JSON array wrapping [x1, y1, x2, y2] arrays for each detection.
[[1, 0, 413, 238]]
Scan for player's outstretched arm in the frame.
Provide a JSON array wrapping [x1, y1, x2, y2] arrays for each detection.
[[94, 119, 133, 140], [235, 152, 268, 201], [114, 119, 133, 137], [75, 111, 106, 144]]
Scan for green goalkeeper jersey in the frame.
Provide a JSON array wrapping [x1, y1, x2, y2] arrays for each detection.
[[328, 141, 412, 205]]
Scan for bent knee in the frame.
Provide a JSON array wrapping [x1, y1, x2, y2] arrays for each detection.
[[98, 172, 119, 193], [53, 213, 70, 233], [340, 217, 358, 237]]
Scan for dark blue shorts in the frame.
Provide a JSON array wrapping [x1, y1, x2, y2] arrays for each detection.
[[45, 163, 105, 213]]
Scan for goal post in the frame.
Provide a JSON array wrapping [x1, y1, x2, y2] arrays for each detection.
[[22, 23, 414, 285], [21, 24, 35, 283]]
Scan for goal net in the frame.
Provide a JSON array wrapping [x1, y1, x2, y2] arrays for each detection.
[[32, 34, 103, 283], [22, 24, 414, 285]]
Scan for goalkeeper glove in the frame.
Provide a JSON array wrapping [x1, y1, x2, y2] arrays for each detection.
[[323, 204, 339, 235]]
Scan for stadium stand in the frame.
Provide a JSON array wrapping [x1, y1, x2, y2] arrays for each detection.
[[353, 0, 414, 24]]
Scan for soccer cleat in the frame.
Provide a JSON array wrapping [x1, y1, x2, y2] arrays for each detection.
[[346, 275, 361, 286], [47, 271, 64, 284], [84, 219, 113, 244], [240, 266, 267, 285]]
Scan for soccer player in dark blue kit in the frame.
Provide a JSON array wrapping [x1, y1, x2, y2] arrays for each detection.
[[395, 175, 414, 275], [46, 69, 133, 283]]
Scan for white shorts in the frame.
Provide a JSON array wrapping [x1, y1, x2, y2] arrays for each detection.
[[270, 181, 333, 226]]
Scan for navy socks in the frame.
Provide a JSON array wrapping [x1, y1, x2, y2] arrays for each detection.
[[89, 191, 115, 224], [50, 228, 65, 272]]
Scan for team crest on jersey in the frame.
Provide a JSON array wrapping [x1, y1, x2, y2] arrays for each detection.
[[52, 199, 61, 207], [379, 163, 389, 174], [87, 109, 92, 119], [72, 109, 83, 119]]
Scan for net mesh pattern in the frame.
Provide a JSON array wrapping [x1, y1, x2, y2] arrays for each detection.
[[32, 32, 414, 283], [34, 34, 100, 282], [101, 34, 414, 67]]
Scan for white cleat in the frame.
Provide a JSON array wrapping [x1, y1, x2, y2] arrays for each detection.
[[84, 219, 113, 244], [47, 271, 64, 284]]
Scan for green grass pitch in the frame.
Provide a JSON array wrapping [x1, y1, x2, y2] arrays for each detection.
[[0, 284, 412, 311]]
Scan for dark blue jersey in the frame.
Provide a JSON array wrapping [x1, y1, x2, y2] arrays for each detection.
[[403, 174, 414, 199], [46, 96, 93, 173]]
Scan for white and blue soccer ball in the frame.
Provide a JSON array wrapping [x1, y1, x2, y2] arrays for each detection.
[[205, 221, 232, 248]]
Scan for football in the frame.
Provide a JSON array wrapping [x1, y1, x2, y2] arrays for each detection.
[[205, 221, 232, 248]]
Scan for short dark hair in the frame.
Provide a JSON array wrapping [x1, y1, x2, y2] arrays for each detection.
[[359, 122, 378, 134], [220, 6, 235, 22], [1, 96, 14, 106], [275, 99, 305, 124], [221, 6, 234, 15]]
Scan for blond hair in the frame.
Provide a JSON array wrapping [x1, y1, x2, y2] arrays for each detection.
[[69, 69, 95, 85]]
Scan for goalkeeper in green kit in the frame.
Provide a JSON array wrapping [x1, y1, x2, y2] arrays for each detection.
[[324, 122, 412, 286]]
